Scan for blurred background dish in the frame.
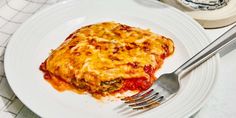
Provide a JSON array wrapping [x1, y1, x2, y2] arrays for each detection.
[[159, 0, 236, 28], [177, 0, 230, 10]]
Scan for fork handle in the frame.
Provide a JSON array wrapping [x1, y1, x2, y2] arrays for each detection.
[[174, 25, 236, 76]]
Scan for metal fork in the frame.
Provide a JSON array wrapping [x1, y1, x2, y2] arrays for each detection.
[[122, 25, 236, 110]]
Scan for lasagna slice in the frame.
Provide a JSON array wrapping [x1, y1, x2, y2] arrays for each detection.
[[40, 22, 174, 99]]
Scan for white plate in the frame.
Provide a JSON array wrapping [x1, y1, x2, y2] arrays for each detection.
[[4, 0, 219, 118]]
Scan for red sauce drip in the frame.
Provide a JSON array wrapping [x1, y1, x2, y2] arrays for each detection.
[[121, 77, 152, 91], [120, 65, 157, 92]]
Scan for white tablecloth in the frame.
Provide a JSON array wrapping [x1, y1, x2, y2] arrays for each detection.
[[0, 0, 235, 118]]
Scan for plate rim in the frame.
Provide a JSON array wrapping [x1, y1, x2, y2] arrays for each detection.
[[4, 0, 220, 117]]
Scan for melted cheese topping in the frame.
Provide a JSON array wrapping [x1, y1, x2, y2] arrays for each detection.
[[40, 22, 174, 97]]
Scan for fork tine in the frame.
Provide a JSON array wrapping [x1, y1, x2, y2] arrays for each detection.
[[123, 89, 154, 103], [121, 89, 153, 101], [132, 96, 164, 110], [128, 92, 159, 107], [124, 91, 154, 104]]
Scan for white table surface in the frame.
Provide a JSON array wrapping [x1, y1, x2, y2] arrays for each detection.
[[194, 24, 236, 118]]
